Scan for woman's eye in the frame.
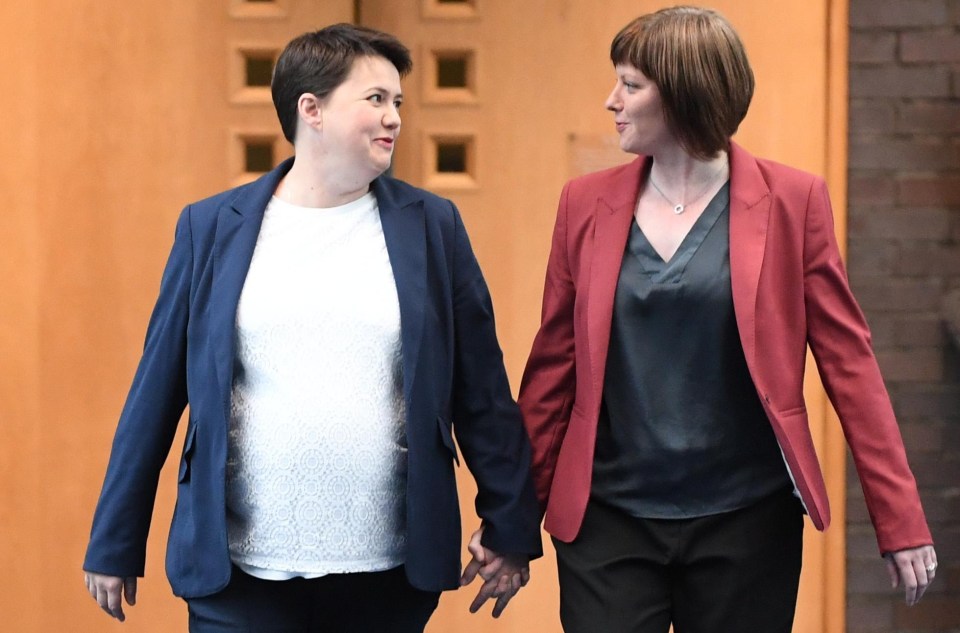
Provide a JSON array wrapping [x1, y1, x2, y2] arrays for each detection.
[[394, 101, 403, 109], [369, 94, 384, 104]]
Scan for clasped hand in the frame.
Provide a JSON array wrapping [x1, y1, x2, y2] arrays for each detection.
[[459, 525, 531, 618]]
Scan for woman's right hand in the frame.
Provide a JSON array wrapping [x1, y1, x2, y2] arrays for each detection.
[[84, 571, 137, 622]]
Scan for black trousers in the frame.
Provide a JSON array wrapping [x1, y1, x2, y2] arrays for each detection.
[[185, 565, 440, 633], [553, 489, 804, 633]]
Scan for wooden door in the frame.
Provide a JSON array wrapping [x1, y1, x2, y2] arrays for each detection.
[[0, 1, 847, 631], [360, 1, 849, 632], [0, 1, 351, 631]]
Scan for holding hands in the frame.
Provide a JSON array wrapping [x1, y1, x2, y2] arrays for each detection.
[[459, 525, 531, 618]]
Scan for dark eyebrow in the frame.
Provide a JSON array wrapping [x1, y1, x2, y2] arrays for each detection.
[[368, 86, 403, 100]]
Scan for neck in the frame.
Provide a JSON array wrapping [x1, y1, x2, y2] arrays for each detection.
[[648, 146, 728, 191], [274, 147, 377, 208]]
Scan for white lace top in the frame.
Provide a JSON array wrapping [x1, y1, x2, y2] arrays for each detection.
[[226, 192, 407, 579]]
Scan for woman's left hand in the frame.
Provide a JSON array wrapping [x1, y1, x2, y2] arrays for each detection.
[[883, 544, 938, 606], [459, 525, 530, 617]]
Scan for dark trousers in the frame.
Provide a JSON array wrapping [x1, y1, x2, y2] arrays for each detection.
[[553, 489, 804, 633], [185, 565, 440, 633]]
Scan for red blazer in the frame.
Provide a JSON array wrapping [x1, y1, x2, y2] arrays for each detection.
[[518, 142, 932, 554]]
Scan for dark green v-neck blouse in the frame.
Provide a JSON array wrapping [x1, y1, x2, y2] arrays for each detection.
[[591, 183, 791, 519]]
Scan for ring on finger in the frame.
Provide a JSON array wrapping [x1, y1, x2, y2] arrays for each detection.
[[926, 563, 937, 572]]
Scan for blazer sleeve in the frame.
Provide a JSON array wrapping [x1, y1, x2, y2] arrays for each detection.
[[83, 206, 194, 577], [517, 182, 578, 510], [446, 203, 543, 558], [802, 179, 932, 553]]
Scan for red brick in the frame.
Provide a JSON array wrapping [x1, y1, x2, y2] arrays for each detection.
[[847, 526, 885, 559], [898, 176, 960, 206], [848, 173, 897, 204], [848, 238, 899, 276], [910, 458, 960, 487], [899, 419, 947, 451], [928, 526, 960, 558], [855, 277, 944, 312], [901, 29, 960, 62], [850, 0, 949, 28], [847, 3, 960, 627], [897, 243, 960, 276], [847, 557, 901, 593], [846, 596, 895, 633], [876, 347, 944, 381], [897, 101, 960, 133], [849, 208, 953, 240], [945, 423, 960, 444], [893, 315, 949, 346], [851, 66, 951, 98], [952, 69, 960, 98], [851, 100, 896, 134], [850, 138, 960, 170], [865, 313, 897, 348], [895, 589, 959, 628], [917, 489, 960, 524], [890, 384, 960, 418], [851, 31, 898, 63]]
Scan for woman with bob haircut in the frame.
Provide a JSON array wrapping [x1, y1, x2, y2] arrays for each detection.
[[519, 6, 936, 632], [82, 23, 541, 632]]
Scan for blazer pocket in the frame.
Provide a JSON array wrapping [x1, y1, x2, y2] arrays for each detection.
[[178, 422, 197, 483], [437, 416, 460, 467]]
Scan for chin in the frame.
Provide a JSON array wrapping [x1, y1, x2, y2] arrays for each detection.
[[617, 136, 639, 154]]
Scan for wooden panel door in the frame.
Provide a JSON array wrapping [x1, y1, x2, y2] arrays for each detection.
[[360, 1, 848, 632], [0, 1, 351, 631]]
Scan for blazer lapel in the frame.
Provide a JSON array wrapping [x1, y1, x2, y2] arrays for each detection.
[[373, 177, 426, 404], [728, 142, 771, 371], [211, 159, 294, 421], [586, 157, 645, 404]]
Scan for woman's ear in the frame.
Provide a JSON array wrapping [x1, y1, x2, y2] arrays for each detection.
[[297, 93, 323, 131]]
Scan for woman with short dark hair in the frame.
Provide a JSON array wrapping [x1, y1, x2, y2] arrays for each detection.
[[520, 6, 936, 632], [82, 23, 541, 632]]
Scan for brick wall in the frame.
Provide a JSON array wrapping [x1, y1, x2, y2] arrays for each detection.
[[848, 1, 960, 631]]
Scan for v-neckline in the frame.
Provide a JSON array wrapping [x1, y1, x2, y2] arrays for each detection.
[[630, 182, 729, 283]]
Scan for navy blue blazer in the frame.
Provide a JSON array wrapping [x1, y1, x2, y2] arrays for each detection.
[[84, 159, 543, 598]]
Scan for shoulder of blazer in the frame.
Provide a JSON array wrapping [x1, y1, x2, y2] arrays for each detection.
[[734, 145, 824, 199], [175, 158, 296, 232], [372, 175, 457, 222], [564, 157, 645, 203]]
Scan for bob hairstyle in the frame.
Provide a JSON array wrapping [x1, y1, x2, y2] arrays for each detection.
[[610, 6, 754, 159], [272, 24, 412, 144]]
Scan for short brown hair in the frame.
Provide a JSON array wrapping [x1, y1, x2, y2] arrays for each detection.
[[272, 24, 412, 143], [610, 6, 754, 159]]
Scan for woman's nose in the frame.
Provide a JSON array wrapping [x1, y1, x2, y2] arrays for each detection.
[[383, 106, 401, 129], [604, 86, 621, 112]]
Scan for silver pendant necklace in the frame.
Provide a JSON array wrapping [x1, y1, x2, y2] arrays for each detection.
[[647, 164, 728, 215]]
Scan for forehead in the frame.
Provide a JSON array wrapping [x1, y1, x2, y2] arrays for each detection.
[[614, 63, 647, 80], [341, 55, 402, 90]]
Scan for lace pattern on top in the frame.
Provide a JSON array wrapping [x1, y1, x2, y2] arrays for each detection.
[[226, 193, 407, 576]]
